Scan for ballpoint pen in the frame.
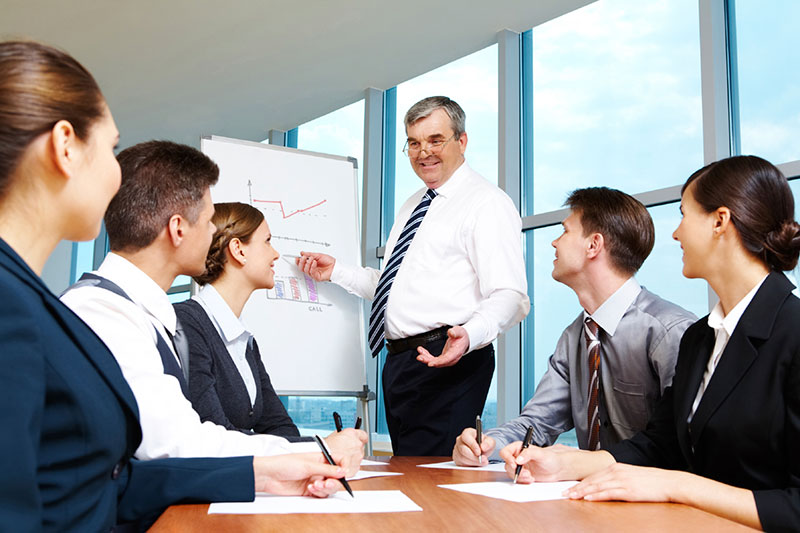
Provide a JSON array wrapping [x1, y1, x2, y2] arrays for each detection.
[[514, 426, 534, 484], [354, 416, 362, 430], [476, 415, 483, 465], [333, 411, 343, 432], [313, 434, 354, 498]]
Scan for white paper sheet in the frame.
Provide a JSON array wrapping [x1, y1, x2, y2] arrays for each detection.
[[360, 459, 391, 466], [438, 480, 579, 502], [417, 460, 506, 472], [347, 470, 403, 481], [209, 490, 422, 514]]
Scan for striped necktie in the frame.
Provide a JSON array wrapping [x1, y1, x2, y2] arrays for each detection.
[[584, 317, 601, 451], [368, 188, 438, 357]]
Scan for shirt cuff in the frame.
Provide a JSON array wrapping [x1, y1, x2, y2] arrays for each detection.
[[461, 314, 491, 354], [330, 260, 347, 285], [284, 441, 322, 454]]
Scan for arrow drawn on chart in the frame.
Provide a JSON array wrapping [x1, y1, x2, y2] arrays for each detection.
[[272, 235, 332, 247], [253, 198, 327, 219]]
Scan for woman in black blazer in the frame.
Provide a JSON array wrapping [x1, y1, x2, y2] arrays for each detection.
[[175, 202, 309, 439], [0, 41, 344, 531], [502, 156, 800, 531]]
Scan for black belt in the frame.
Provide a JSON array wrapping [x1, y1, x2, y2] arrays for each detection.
[[385, 326, 451, 355]]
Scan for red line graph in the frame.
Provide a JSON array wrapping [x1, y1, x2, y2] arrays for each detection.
[[252, 198, 327, 219]]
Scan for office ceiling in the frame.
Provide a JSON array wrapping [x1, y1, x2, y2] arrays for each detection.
[[1, 0, 591, 148]]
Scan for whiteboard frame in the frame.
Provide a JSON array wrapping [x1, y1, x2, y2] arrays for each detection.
[[200, 135, 369, 398]]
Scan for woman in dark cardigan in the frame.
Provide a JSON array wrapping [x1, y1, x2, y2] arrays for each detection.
[[175, 202, 307, 439], [502, 156, 800, 531]]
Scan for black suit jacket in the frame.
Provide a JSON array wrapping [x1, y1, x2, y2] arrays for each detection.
[[0, 239, 254, 531], [611, 271, 800, 532], [175, 299, 307, 441]]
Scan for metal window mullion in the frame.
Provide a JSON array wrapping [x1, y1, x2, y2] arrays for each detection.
[[522, 184, 685, 232], [268, 129, 287, 147], [497, 29, 523, 426], [362, 87, 385, 445], [700, 0, 734, 310]]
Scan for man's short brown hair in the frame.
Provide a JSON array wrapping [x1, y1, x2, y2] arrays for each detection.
[[565, 187, 654, 275], [106, 141, 219, 252]]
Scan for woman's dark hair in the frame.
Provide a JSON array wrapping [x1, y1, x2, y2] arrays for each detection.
[[194, 202, 264, 285], [683, 155, 800, 271], [0, 41, 105, 198]]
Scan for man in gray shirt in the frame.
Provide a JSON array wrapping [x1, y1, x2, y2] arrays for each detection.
[[453, 187, 697, 464]]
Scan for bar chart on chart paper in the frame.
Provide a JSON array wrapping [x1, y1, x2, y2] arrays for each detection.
[[202, 136, 366, 394], [268, 273, 331, 307]]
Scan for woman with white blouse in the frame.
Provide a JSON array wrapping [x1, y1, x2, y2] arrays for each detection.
[[175, 202, 306, 439]]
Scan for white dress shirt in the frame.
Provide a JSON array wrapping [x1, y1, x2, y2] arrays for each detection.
[[584, 277, 643, 337], [60, 253, 304, 459], [193, 284, 257, 405], [332, 161, 529, 353], [688, 274, 768, 421]]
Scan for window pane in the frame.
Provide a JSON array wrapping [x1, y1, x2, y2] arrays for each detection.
[[295, 99, 364, 221], [637, 203, 708, 318], [167, 292, 190, 304], [530, 0, 702, 214], [377, 45, 500, 439], [283, 396, 358, 434], [72, 241, 95, 283], [734, 1, 800, 164], [524, 225, 580, 395], [393, 45, 498, 221], [172, 275, 191, 287], [522, 205, 708, 442]]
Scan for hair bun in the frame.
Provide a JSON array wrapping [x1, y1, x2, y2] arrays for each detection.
[[764, 220, 800, 271]]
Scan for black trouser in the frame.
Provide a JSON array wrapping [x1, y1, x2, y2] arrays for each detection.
[[382, 338, 494, 456]]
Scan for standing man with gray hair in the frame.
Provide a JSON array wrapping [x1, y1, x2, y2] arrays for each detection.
[[298, 96, 529, 455]]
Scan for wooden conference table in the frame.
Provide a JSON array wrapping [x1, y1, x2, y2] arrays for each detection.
[[149, 456, 753, 532]]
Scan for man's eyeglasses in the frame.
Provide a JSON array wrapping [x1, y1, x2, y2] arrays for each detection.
[[402, 134, 458, 157]]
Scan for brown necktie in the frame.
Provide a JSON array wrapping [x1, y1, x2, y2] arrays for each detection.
[[584, 317, 601, 451]]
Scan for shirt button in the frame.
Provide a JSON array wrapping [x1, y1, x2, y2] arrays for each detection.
[[111, 461, 125, 480]]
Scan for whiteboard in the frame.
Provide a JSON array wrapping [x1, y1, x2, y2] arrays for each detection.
[[201, 136, 366, 395]]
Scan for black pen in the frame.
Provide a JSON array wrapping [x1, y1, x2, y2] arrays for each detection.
[[476, 415, 483, 464], [313, 434, 354, 498], [354, 416, 362, 430], [333, 411, 343, 432], [514, 426, 534, 484]]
